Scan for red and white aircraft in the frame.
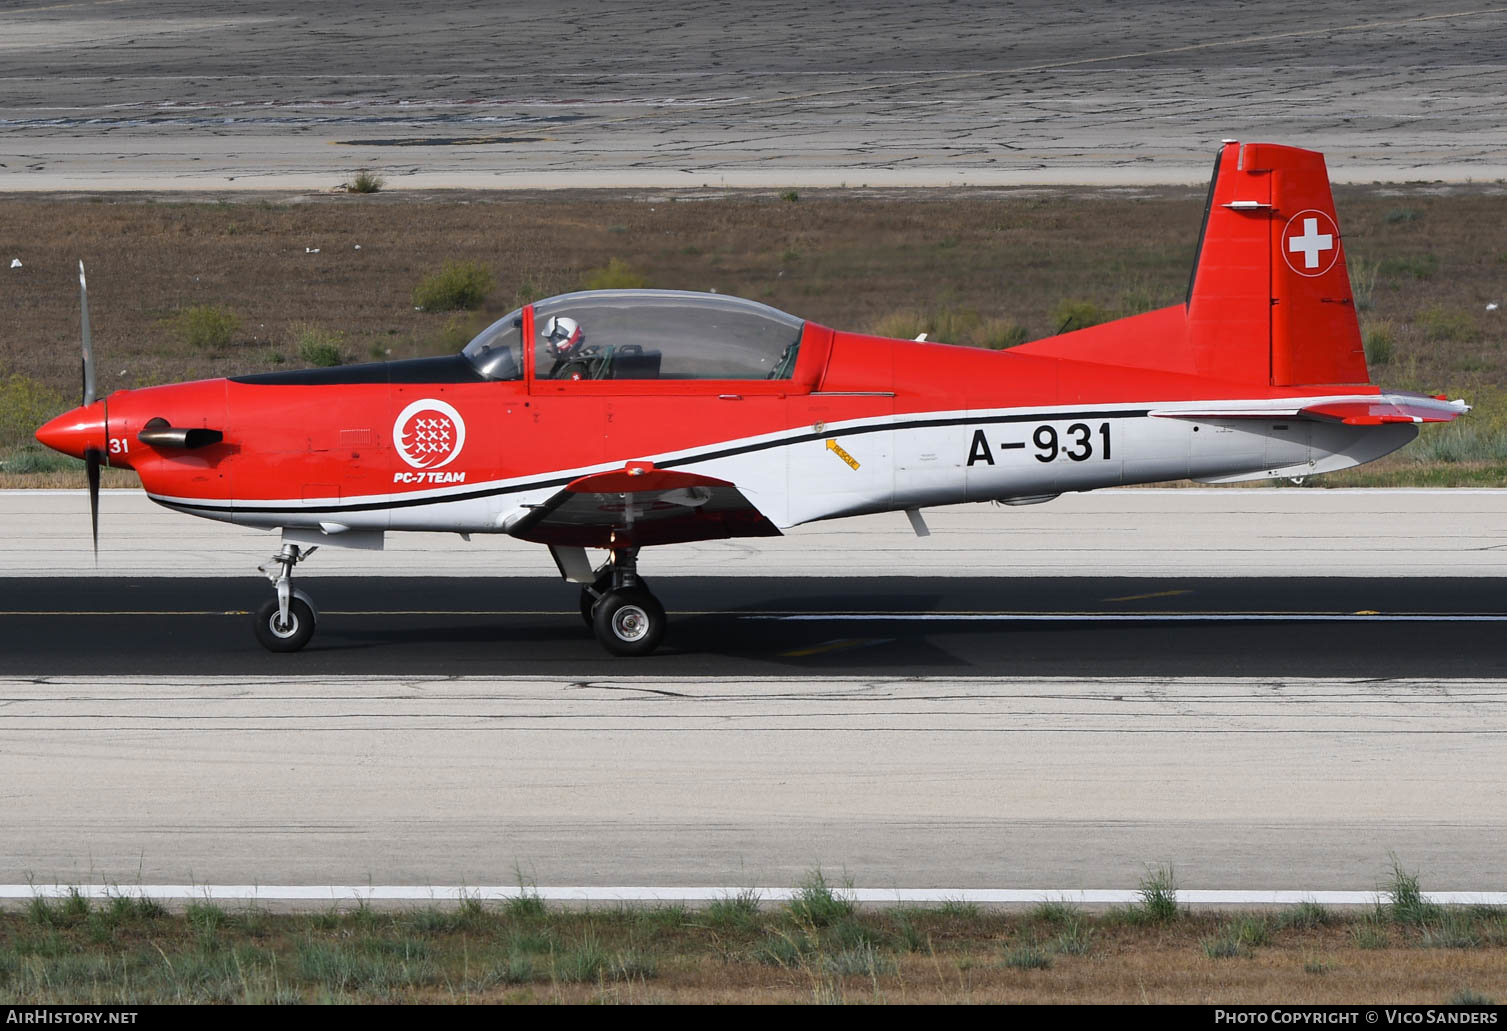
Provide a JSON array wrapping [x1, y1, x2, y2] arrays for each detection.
[[37, 142, 1466, 656]]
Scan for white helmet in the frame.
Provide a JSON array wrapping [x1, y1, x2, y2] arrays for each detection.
[[542, 315, 584, 356]]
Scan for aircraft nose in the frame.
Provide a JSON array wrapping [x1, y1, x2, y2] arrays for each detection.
[[36, 401, 107, 460]]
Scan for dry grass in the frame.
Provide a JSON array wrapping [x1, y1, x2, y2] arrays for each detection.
[[1, 185, 1502, 482], [2, 897, 1503, 1005]]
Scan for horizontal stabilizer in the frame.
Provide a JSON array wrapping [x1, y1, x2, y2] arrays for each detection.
[[1151, 394, 1467, 426], [1298, 396, 1468, 425]]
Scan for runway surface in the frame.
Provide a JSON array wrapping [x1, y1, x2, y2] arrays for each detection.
[[5, 492, 1506, 894], [7, 573, 1505, 891], [5, 670, 1505, 891], [3, 575, 1507, 677], [4, 0, 1505, 188], [10, 488, 1507, 579]]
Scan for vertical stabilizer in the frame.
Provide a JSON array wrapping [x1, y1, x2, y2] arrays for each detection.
[[1187, 141, 1368, 386]]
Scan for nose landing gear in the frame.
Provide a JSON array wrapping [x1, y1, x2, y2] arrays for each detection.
[[253, 542, 320, 652]]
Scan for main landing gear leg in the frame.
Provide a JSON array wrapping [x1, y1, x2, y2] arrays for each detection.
[[582, 547, 665, 657], [253, 542, 320, 653]]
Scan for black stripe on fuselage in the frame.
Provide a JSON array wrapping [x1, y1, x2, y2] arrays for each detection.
[[230, 355, 489, 386], [159, 407, 1152, 516]]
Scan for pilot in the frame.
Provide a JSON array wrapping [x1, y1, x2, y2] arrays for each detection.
[[541, 315, 587, 378]]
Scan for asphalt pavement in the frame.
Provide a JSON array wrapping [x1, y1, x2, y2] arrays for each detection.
[[3, 574, 1503, 677]]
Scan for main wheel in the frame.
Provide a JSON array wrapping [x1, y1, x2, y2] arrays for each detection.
[[580, 576, 651, 629], [253, 597, 316, 653], [592, 588, 666, 657]]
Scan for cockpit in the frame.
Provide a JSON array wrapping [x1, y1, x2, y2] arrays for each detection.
[[461, 289, 805, 383]]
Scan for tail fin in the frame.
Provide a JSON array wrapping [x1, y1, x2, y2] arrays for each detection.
[[1013, 141, 1369, 387], [1186, 141, 1368, 386]]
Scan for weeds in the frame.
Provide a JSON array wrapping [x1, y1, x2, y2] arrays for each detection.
[[704, 889, 762, 931], [0, 374, 69, 452], [1420, 909, 1483, 949], [1349, 257, 1379, 310], [292, 324, 344, 367], [1418, 305, 1478, 342], [869, 306, 1027, 349], [1277, 900, 1334, 930], [1132, 865, 1181, 925], [1409, 422, 1507, 464], [581, 257, 649, 290], [824, 942, 895, 977], [1380, 253, 1438, 280], [1386, 856, 1442, 926], [780, 190, 800, 203], [412, 260, 492, 312], [1030, 899, 1080, 926], [170, 304, 240, 349], [1363, 321, 1395, 364], [787, 870, 855, 928], [1050, 298, 1116, 333], [1003, 944, 1052, 970], [345, 171, 385, 194], [1202, 935, 1246, 959]]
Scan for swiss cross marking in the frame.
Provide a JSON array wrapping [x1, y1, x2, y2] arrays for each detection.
[[1281, 210, 1340, 277], [1288, 217, 1333, 269]]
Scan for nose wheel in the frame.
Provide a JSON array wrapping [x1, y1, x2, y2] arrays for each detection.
[[253, 596, 316, 652], [253, 541, 319, 653]]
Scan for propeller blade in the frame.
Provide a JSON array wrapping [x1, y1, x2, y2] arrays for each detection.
[[79, 260, 95, 406], [85, 446, 101, 561]]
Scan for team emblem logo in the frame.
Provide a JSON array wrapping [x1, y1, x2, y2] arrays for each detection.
[[1281, 210, 1340, 278], [393, 398, 466, 469]]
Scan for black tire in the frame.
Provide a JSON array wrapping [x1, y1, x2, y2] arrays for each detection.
[[580, 576, 650, 628], [253, 597, 316, 653], [592, 588, 666, 657]]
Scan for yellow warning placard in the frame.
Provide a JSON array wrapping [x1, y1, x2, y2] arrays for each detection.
[[825, 438, 860, 471]]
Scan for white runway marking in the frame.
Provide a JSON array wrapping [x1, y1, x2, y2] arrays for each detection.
[[6, 885, 1507, 906]]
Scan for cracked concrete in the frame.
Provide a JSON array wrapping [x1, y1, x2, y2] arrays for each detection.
[[2, 0, 1504, 190]]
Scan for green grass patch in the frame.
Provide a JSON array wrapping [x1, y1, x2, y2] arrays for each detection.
[[1277, 900, 1335, 930], [170, 303, 240, 350], [292, 323, 344, 367], [582, 257, 649, 290], [1363, 321, 1395, 365], [1003, 943, 1052, 970], [412, 260, 493, 312], [1418, 305, 1479, 342], [1050, 298, 1117, 333], [704, 889, 762, 931], [1132, 865, 1181, 925], [787, 869, 855, 928], [1380, 253, 1438, 280], [346, 171, 385, 194]]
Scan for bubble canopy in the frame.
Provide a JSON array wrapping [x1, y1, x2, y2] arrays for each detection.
[[462, 289, 805, 382]]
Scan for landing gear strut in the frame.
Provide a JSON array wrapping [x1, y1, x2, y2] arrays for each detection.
[[253, 542, 320, 653], [579, 548, 665, 657]]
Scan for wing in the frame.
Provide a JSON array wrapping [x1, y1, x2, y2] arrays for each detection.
[[505, 463, 781, 548]]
